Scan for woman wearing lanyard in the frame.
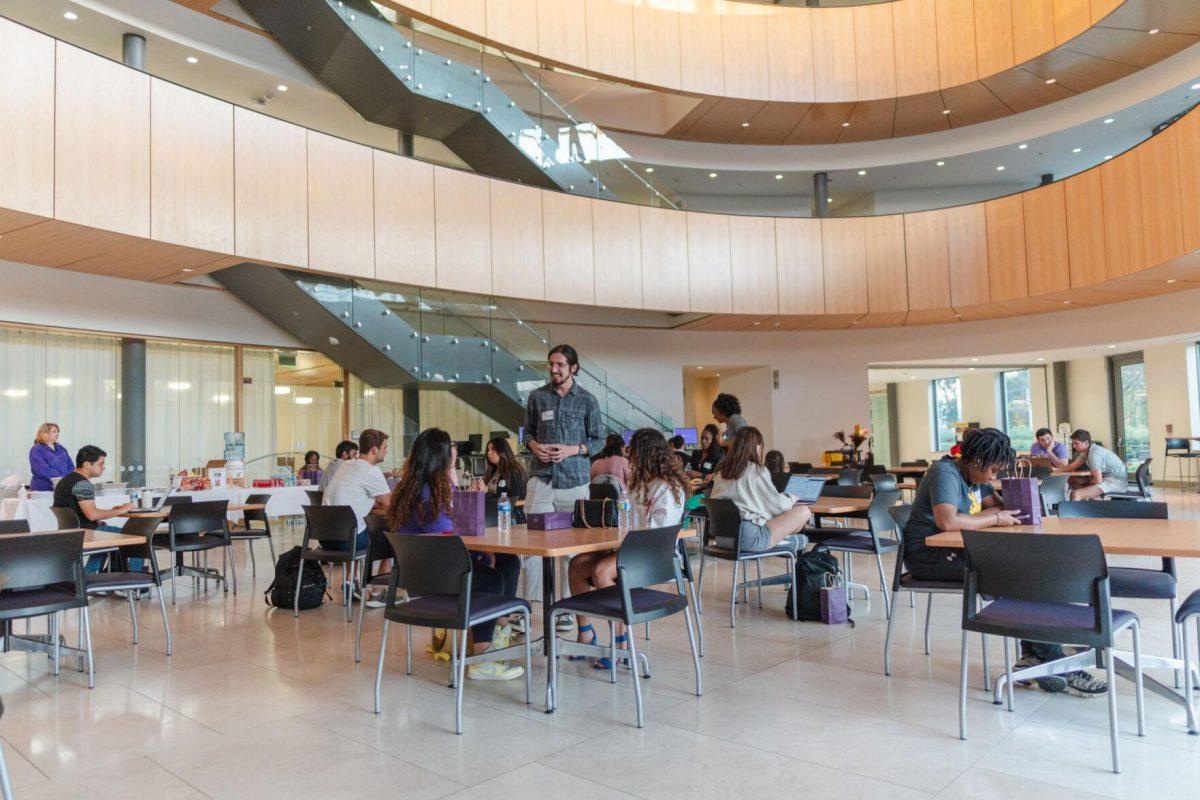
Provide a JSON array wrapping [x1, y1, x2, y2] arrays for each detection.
[[686, 424, 724, 483], [29, 422, 74, 491]]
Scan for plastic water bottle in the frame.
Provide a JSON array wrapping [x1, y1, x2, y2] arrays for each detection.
[[497, 481, 512, 534], [617, 486, 632, 533]]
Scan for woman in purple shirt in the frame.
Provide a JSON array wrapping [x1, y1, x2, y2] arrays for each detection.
[[29, 422, 74, 491], [385, 428, 524, 681]]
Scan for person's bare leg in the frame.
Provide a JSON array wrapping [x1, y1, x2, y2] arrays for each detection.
[[590, 554, 624, 638], [1070, 483, 1105, 502], [765, 505, 812, 547], [568, 554, 601, 638]]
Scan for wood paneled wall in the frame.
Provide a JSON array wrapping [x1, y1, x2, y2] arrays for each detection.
[[1, 29, 1198, 330], [392, 0, 1124, 103]]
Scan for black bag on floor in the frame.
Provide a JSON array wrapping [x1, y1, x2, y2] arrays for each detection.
[[265, 546, 327, 610], [785, 546, 841, 621]]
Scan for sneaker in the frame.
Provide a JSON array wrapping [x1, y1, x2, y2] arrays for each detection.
[[467, 661, 525, 681], [1012, 654, 1066, 692], [555, 614, 575, 633], [491, 624, 514, 650], [510, 616, 527, 634], [1062, 670, 1107, 698]]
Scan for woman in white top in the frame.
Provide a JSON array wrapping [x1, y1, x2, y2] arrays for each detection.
[[710, 426, 811, 552], [566, 428, 687, 668]]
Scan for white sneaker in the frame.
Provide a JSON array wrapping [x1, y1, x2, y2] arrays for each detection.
[[510, 616, 527, 634], [555, 614, 575, 633], [491, 624, 514, 649], [467, 661, 525, 681]]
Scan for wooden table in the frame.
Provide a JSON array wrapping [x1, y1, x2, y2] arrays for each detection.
[[927, 517, 1200, 728], [84, 529, 147, 550], [808, 497, 872, 515], [896, 480, 920, 492], [887, 466, 928, 476]]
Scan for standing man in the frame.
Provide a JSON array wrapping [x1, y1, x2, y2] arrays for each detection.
[[1064, 429, 1129, 501], [319, 439, 359, 493], [522, 345, 605, 617], [1029, 427, 1070, 469]]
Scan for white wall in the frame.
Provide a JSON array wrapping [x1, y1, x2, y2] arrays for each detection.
[[1065, 357, 1113, 445], [718, 367, 774, 447]]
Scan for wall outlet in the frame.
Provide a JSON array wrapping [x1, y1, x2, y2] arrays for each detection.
[[1166, 423, 1174, 434]]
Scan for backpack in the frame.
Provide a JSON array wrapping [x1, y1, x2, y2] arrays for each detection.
[[784, 546, 842, 621], [265, 546, 327, 610]]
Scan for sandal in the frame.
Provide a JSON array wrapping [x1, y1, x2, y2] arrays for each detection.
[[594, 633, 630, 671], [567, 623, 598, 661], [425, 628, 451, 662]]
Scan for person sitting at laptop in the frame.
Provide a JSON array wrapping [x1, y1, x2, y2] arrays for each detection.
[[710, 427, 810, 553], [1029, 427, 1070, 469]]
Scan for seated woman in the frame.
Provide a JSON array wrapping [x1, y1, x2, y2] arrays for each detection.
[[387, 428, 525, 682], [567, 429, 687, 667], [764, 449, 788, 474], [709, 427, 811, 552], [297, 449, 322, 485], [685, 423, 724, 483], [477, 436, 527, 524], [589, 432, 631, 487]]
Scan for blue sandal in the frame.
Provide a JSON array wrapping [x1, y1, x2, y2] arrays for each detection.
[[594, 633, 630, 671], [568, 624, 598, 661]]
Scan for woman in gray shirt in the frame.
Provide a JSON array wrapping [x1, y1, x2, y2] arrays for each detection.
[[712, 392, 747, 448]]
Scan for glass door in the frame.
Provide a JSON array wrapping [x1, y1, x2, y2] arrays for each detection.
[[1109, 352, 1149, 469], [868, 389, 892, 467]]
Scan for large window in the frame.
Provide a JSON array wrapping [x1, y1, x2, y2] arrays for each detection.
[[1000, 369, 1034, 451], [931, 377, 961, 451]]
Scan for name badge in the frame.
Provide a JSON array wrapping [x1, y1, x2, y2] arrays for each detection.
[[541, 409, 555, 422], [703, 463, 712, 470]]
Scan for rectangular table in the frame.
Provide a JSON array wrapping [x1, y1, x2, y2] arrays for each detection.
[[926, 517, 1200, 730]]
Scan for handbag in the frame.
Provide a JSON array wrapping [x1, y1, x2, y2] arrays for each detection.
[[819, 572, 851, 626], [450, 489, 487, 537], [1000, 458, 1042, 525], [572, 498, 617, 529]]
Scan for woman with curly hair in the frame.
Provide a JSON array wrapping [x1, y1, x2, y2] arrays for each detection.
[[387, 428, 524, 681], [712, 392, 747, 448], [566, 428, 687, 667]]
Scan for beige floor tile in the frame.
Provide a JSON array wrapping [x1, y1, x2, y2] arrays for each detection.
[[443, 762, 639, 799]]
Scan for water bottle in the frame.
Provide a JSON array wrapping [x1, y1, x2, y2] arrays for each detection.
[[617, 486, 632, 533], [497, 480, 512, 534]]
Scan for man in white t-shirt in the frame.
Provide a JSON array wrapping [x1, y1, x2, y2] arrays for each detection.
[[322, 428, 391, 552]]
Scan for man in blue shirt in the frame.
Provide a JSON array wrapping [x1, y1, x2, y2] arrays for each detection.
[[1029, 427, 1069, 468]]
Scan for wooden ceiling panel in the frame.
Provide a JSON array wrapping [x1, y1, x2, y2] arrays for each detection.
[[0, 220, 137, 268], [0, 208, 47, 236], [1066, 27, 1196, 67], [679, 99, 767, 143], [941, 82, 1011, 127], [730, 102, 813, 145], [783, 102, 856, 145], [1021, 48, 1138, 93], [837, 101, 897, 143], [1100, 0, 1200, 36], [892, 92, 949, 139], [981, 67, 1076, 113]]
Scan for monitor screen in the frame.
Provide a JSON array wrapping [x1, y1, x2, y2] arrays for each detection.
[[673, 427, 699, 446], [518, 426, 525, 443], [621, 430, 634, 445], [488, 430, 510, 441], [468, 433, 483, 451]]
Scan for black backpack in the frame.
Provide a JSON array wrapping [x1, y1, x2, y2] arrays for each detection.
[[785, 546, 842, 622], [265, 546, 327, 610]]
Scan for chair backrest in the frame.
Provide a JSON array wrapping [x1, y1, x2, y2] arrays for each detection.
[[50, 506, 80, 530], [162, 496, 193, 506], [1029, 465, 1051, 480], [0, 530, 85, 592], [168, 500, 230, 536], [308, 490, 323, 506], [810, 466, 839, 475], [819, 484, 873, 499], [301, 504, 359, 545], [617, 525, 683, 591], [888, 504, 914, 588], [701, 497, 742, 548], [866, 472, 897, 492], [1133, 458, 1153, 496], [1039, 474, 1069, 514], [243, 493, 271, 524], [384, 531, 473, 598], [119, 515, 165, 579], [788, 462, 811, 474], [962, 530, 1107, 606], [864, 464, 887, 475], [590, 480, 620, 501], [769, 471, 791, 492], [837, 468, 863, 486], [888, 504, 912, 533], [866, 490, 902, 535], [0, 519, 31, 534], [1056, 499, 1168, 520], [901, 460, 929, 467], [1165, 437, 1191, 453]]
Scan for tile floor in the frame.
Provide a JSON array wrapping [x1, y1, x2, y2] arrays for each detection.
[[4, 490, 1200, 799]]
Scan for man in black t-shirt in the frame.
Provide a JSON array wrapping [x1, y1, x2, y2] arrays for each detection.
[[54, 445, 133, 570]]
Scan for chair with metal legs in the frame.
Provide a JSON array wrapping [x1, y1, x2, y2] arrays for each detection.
[[1176, 588, 1200, 734], [373, 532, 532, 734], [546, 525, 701, 728], [151, 500, 234, 604], [959, 530, 1144, 774], [807, 489, 901, 618], [0, 698, 11, 800], [0, 521, 30, 534], [85, 515, 173, 656], [354, 514, 395, 661], [231, 493, 277, 579], [697, 498, 798, 627], [296, 505, 363, 622]]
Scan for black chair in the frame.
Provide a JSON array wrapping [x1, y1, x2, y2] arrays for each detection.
[[959, 531, 1144, 773], [882, 505, 991, 680], [810, 466, 839, 475], [788, 462, 812, 474], [863, 464, 887, 475], [161, 496, 193, 506], [902, 460, 930, 467], [0, 697, 11, 800], [769, 471, 791, 492], [0, 520, 30, 534], [547, 525, 701, 728], [0, 531, 92, 686], [590, 482, 620, 502], [50, 506, 82, 530], [1039, 474, 1069, 516], [152, 500, 234, 604], [1176, 589, 1200, 734], [296, 505, 362, 621], [697, 498, 797, 627], [807, 490, 901, 616], [1163, 437, 1199, 489], [1057, 500, 1179, 683], [1109, 458, 1152, 501], [307, 490, 323, 506], [86, 515, 172, 656], [866, 472, 897, 492], [354, 513, 394, 662], [232, 493, 277, 578], [373, 532, 532, 734]]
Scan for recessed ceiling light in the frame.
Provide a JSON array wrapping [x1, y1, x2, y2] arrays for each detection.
[[942, 109, 951, 115], [970, 358, 979, 362], [908, 375, 917, 380], [186, 56, 198, 64], [1036, 357, 1045, 362], [826, 198, 833, 203], [996, 165, 1006, 171], [1104, 155, 1113, 160], [1149, 28, 1160, 35], [774, 174, 783, 180], [936, 161, 945, 167], [1167, 278, 1178, 284], [714, 373, 720, 377], [1193, 83, 1200, 90], [841, 121, 850, 128], [274, 386, 291, 395], [968, 367, 976, 371], [697, 366, 704, 370], [1104, 118, 1114, 124], [1072, 147, 1082, 153], [180, 267, 195, 273], [741, 122, 750, 128], [295, 396, 313, 405], [753, 321, 762, 325], [1045, 78, 1057, 85], [276, 84, 288, 92], [1018, 144, 1028, 150], [63, 11, 77, 20], [1063, 300, 1073, 305], [1107, 344, 1117, 349], [857, 170, 867, 176], [708, 172, 717, 178], [645, 167, 653, 173]]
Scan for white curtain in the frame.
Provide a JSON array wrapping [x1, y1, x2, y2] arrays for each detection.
[[0, 327, 120, 484], [242, 348, 277, 481], [146, 342, 234, 486]]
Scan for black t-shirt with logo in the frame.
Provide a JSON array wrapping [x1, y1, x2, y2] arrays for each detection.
[[53, 471, 97, 529]]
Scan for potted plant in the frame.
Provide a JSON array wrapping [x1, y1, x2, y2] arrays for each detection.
[[832, 425, 870, 466]]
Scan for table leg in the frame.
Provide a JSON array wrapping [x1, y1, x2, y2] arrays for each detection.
[[541, 555, 556, 657]]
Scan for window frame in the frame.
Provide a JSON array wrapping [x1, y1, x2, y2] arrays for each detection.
[[998, 368, 1034, 452], [930, 376, 962, 452]]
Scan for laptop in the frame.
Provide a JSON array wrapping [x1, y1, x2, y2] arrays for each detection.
[[127, 489, 172, 514], [785, 475, 826, 505]]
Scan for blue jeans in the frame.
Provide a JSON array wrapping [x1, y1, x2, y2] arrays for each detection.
[[85, 524, 144, 573], [319, 529, 370, 553]]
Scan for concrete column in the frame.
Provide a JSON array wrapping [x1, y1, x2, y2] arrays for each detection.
[[813, 172, 831, 218], [400, 132, 415, 157], [120, 339, 147, 487], [122, 33, 146, 71]]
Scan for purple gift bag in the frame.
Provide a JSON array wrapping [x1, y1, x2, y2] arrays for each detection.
[[451, 489, 486, 537], [820, 578, 850, 625], [1001, 458, 1042, 525]]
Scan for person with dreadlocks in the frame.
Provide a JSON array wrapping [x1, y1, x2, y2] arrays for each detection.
[[903, 426, 1107, 697]]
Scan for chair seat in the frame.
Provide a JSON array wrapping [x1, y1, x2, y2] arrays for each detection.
[[0, 585, 85, 619], [229, 529, 271, 540], [809, 529, 899, 552], [383, 591, 530, 628], [152, 533, 226, 552], [703, 543, 794, 560], [898, 572, 963, 591], [975, 598, 1137, 635], [551, 585, 686, 623], [85, 572, 155, 590], [1106, 493, 1148, 501], [1174, 588, 1200, 623], [1108, 567, 1176, 600], [301, 547, 358, 563]]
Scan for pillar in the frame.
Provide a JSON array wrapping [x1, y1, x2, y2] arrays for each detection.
[[120, 339, 147, 487], [122, 33, 146, 71], [402, 386, 420, 455], [813, 172, 830, 218], [400, 132, 414, 157]]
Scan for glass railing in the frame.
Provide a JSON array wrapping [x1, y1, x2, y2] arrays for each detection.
[[326, 0, 681, 209], [292, 273, 675, 434]]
